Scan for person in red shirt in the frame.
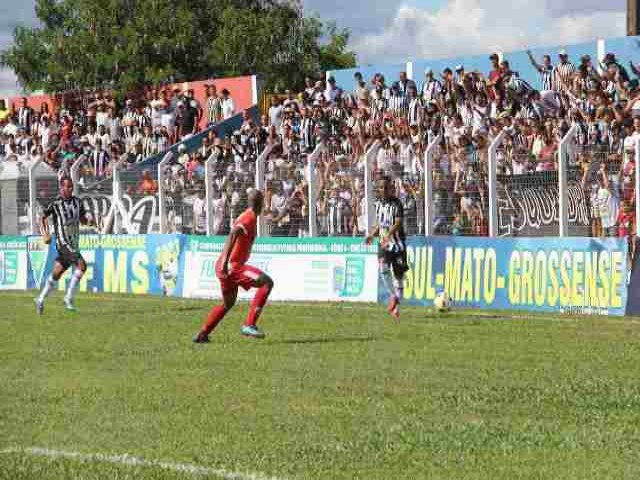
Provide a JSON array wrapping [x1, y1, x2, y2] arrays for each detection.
[[193, 189, 273, 342]]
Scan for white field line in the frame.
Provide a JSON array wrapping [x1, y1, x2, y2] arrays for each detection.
[[0, 446, 288, 480]]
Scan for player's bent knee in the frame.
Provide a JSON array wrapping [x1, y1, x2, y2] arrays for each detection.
[[256, 274, 274, 290], [223, 298, 236, 312], [77, 259, 87, 272]]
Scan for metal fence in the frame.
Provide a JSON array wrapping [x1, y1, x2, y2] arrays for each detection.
[[8, 131, 640, 244]]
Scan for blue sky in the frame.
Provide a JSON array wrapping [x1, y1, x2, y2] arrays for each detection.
[[0, 0, 629, 95]]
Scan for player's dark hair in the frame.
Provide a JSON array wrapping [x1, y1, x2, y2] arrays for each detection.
[[248, 188, 264, 209], [60, 176, 73, 185]]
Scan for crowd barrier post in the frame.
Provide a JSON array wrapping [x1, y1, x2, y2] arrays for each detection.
[[254, 142, 274, 237], [364, 140, 382, 234], [69, 154, 86, 196], [488, 129, 506, 238], [28, 157, 44, 235], [424, 134, 441, 237], [307, 143, 325, 237], [157, 151, 173, 234], [558, 124, 577, 237]]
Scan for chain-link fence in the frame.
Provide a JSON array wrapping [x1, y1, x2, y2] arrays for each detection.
[[313, 141, 366, 237], [113, 157, 160, 234], [426, 140, 489, 236], [72, 154, 113, 233], [0, 159, 39, 235], [572, 145, 622, 238], [260, 142, 306, 237]]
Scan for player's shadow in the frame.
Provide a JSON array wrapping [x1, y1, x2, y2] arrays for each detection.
[[266, 336, 378, 345]]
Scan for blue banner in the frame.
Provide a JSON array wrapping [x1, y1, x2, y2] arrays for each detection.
[[379, 237, 629, 316], [27, 234, 186, 297]]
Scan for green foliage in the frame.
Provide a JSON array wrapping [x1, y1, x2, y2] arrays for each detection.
[[0, 0, 357, 96]]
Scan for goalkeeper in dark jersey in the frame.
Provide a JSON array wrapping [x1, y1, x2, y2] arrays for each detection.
[[35, 177, 93, 314], [366, 177, 409, 321]]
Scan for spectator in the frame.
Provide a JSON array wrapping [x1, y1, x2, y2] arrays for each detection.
[[176, 101, 198, 140], [17, 97, 33, 132], [221, 89, 235, 119], [206, 84, 222, 125], [192, 189, 207, 235], [137, 169, 158, 195]]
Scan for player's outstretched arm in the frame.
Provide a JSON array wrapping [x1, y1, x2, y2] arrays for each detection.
[[40, 216, 51, 244], [365, 224, 380, 246], [40, 204, 53, 244]]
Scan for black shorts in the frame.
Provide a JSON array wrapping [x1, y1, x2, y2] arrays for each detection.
[[55, 246, 84, 270], [378, 248, 409, 277]]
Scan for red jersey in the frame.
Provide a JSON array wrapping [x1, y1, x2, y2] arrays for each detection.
[[228, 209, 257, 266]]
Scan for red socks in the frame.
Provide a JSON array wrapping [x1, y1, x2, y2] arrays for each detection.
[[201, 305, 226, 335], [245, 284, 272, 327], [201, 283, 272, 335]]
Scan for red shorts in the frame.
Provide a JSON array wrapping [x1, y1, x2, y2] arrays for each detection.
[[217, 264, 264, 295]]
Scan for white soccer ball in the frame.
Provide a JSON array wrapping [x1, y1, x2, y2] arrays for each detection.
[[433, 291, 452, 312]]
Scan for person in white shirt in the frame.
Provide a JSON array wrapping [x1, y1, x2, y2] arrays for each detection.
[[3, 116, 18, 137], [192, 190, 207, 235], [40, 116, 51, 149], [86, 124, 98, 148], [212, 189, 226, 234], [422, 68, 442, 105], [97, 124, 111, 148], [221, 89, 235, 119], [324, 77, 339, 104], [269, 97, 283, 129]]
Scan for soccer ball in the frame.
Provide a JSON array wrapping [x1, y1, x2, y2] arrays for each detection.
[[433, 291, 452, 312]]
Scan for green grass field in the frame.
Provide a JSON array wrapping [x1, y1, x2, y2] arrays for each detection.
[[2, 291, 640, 479]]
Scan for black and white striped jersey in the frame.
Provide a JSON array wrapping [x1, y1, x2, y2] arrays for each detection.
[[553, 62, 576, 92], [375, 196, 406, 253], [538, 64, 554, 91], [43, 196, 88, 252]]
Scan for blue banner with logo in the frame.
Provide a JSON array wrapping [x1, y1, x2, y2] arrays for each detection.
[[379, 237, 629, 316], [27, 234, 186, 297]]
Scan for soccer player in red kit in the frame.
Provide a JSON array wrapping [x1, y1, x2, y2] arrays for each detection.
[[193, 189, 274, 342]]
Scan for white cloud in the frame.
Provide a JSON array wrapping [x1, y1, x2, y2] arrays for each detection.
[[0, 69, 20, 97], [351, 0, 625, 63]]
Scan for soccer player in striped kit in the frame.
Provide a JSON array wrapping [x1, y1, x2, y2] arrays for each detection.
[[366, 177, 408, 321], [35, 177, 93, 313]]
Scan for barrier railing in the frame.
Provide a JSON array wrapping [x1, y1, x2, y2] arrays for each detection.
[[15, 125, 640, 243]]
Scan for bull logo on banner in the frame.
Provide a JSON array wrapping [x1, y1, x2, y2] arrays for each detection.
[[497, 170, 591, 237], [80, 193, 159, 234]]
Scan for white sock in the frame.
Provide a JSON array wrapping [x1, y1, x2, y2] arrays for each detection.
[[65, 268, 84, 303], [37, 275, 56, 303], [381, 267, 395, 298], [393, 277, 404, 303]]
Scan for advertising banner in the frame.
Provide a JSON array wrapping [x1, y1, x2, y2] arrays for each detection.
[[0, 236, 28, 290], [182, 236, 378, 302], [28, 234, 185, 297], [624, 238, 640, 316], [381, 237, 628, 316]]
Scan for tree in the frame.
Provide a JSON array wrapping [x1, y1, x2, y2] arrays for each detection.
[[0, 0, 357, 96]]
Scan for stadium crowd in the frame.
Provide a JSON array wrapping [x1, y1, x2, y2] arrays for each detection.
[[2, 48, 640, 240], [253, 49, 640, 239], [0, 84, 236, 189]]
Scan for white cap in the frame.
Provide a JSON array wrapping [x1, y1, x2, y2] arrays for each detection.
[[559, 48, 568, 56], [425, 67, 433, 74], [455, 65, 464, 71]]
